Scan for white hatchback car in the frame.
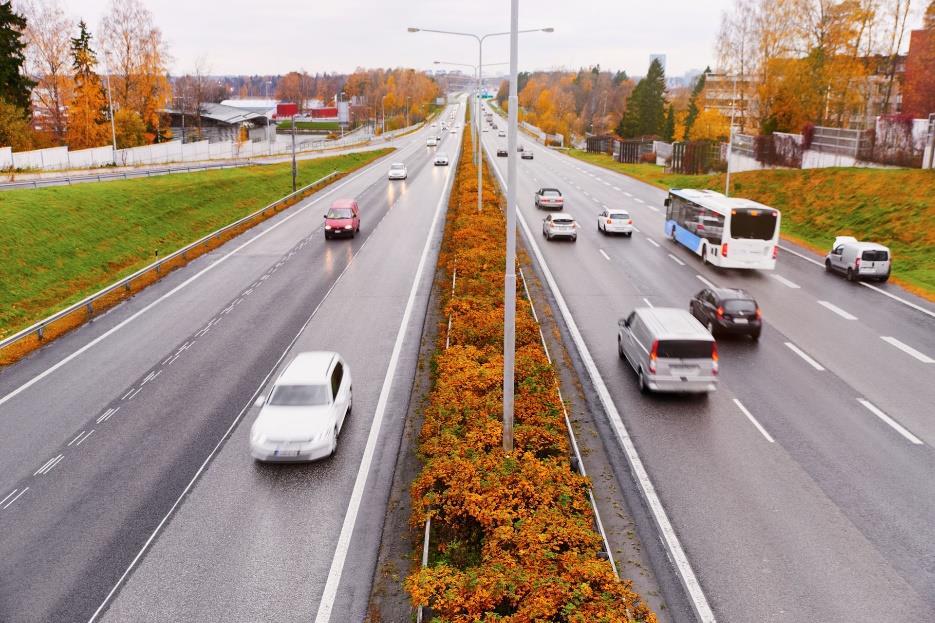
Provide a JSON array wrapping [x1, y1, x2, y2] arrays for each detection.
[[434, 152, 450, 166], [250, 351, 352, 462], [598, 208, 633, 236], [542, 213, 578, 241], [388, 162, 407, 180], [426, 137, 437, 147]]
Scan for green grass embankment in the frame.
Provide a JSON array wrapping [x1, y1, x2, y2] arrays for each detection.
[[277, 120, 340, 131], [567, 149, 935, 299], [0, 148, 391, 338]]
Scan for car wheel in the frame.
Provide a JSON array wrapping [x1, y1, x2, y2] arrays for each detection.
[[618, 337, 624, 359], [626, 232, 633, 238], [824, 259, 832, 272], [879, 274, 889, 283], [706, 320, 716, 336], [751, 330, 761, 342], [702, 246, 709, 264], [324, 232, 331, 240], [598, 222, 603, 233], [667, 227, 676, 241], [330, 427, 338, 457], [638, 369, 650, 394], [347, 389, 353, 414], [571, 235, 577, 242], [846, 268, 855, 282]]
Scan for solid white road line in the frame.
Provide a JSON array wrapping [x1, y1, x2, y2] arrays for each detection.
[[818, 300, 857, 320], [483, 141, 716, 623], [315, 138, 457, 623], [668, 254, 686, 266], [0, 146, 410, 411], [599, 249, 611, 261], [880, 336, 934, 364], [770, 274, 801, 289], [642, 298, 655, 308], [696, 275, 718, 289], [860, 282, 935, 319], [0, 489, 18, 507], [645, 238, 660, 248], [784, 342, 825, 371], [2, 487, 28, 509], [857, 398, 923, 445], [777, 244, 825, 267], [733, 399, 775, 443]]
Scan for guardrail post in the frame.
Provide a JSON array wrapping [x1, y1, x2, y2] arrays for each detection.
[[37, 325, 44, 340], [86, 301, 93, 319]]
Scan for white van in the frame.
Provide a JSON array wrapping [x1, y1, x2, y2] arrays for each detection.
[[825, 236, 891, 282], [618, 307, 718, 394]]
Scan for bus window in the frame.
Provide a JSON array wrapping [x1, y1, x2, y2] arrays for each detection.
[[730, 210, 777, 240]]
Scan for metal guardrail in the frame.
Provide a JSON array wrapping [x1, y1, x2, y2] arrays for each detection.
[[0, 160, 256, 191], [0, 171, 341, 356]]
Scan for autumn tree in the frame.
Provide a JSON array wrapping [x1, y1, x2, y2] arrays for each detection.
[[617, 58, 667, 138], [174, 57, 225, 139], [683, 68, 710, 140], [20, 0, 74, 143], [0, 96, 33, 149], [0, 1, 35, 111], [113, 107, 145, 146], [67, 20, 111, 150], [903, 1, 935, 117], [99, 0, 170, 143], [276, 70, 314, 109]]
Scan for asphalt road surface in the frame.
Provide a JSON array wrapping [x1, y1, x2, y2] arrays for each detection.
[[481, 103, 935, 622], [0, 99, 465, 623]]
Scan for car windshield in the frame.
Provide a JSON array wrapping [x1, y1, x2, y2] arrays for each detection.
[[327, 208, 354, 219], [268, 384, 330, 406], [610, 212, 629, 219], [724, 299, 757, 314], [656, 340, 713, 359], [730, 210, 778, 240], [861, 249, 888, 261]]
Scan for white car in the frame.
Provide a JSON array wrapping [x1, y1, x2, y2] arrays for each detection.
[[434, 152, 450, 166], [427, 137, 437, 147], [388, 162, 407, 180], [598, 209, 633, 236], [450, 127, 456, 134], [250, 351, 352, 462], [431, 123, 437, 128], [542, 213, 578, 241]]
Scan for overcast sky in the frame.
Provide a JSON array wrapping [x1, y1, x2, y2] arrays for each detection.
[[60, 0, 924, 78]]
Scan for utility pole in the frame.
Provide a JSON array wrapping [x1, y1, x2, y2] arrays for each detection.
[[103, 57, 118, 164], [503, 0, 520, 453], [725, 75, 737, 197], [291, 113, 297, 192]]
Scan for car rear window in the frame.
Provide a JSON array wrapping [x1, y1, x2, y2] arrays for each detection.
[[268, 384, 330, 406], [656, 340, 713, 359], [542, 189, 561, 197], [610, 212, 629, 219], [729, 209, 778, 240], [861, 249, 888, 261], [553, 218, 574, 225], [724, 299, 757, 313]]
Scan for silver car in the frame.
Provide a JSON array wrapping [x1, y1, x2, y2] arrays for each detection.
[[618, 307, 718, 394]]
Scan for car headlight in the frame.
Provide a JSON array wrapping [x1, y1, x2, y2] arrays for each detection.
[[344, 225, 352, 230], [325, 225, 332, 230]]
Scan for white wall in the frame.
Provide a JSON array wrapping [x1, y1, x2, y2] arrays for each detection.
[[0, 146, 11, 169], [67, 146, 115, 169], [12, 146, 69, 170]]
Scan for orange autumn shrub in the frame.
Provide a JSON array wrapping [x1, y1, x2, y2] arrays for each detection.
[[405, 130, 656, 622]]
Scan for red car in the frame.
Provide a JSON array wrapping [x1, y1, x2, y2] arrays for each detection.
[[324, 198, 360, 239]]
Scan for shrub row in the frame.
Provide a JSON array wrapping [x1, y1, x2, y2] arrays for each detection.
[[405, 131, 656, 622]]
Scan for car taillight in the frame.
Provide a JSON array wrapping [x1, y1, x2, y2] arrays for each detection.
[[607, 219, 613, 224], [721, 243, 729, 257], [716, 306, 724, 317], [649, 340, 658, 374], [772, 246, 778, 259], [628, 219, 633, 224], [712, 342, 719, 375], [855, 257, 861, 268], [755, 307, 762, 319]]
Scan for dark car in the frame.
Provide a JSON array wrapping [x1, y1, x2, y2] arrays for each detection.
[[690, 287, 762, 340], [496, 148, 508, 157]]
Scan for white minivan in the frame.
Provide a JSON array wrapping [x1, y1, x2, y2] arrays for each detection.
[[250, 351, 352, 462], [825, 236, 891, 282], [618, 307, 718, 394]]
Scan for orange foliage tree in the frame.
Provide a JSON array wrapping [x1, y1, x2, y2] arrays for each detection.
[[342, 67, 440, 131]]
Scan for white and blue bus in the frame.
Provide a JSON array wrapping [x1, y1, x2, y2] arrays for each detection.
[[663, 188, 781, 270]]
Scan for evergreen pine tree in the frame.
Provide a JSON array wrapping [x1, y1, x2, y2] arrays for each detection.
[[0, 1, 35, 111], [616, 58, 667, 138], [663, 105, 675, 142], [683, 66, 710, 141]]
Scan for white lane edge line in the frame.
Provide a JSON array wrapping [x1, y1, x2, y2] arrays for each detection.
[[817, 300, 858, 320], [857, 398, 923, 445], [784, 342, 825, 371], [770, 274, 800, 289], [314, 133, 458, 623], [642, 298, 654, 308], [879, 336, 934, 364], [599, 249, 611, 261], [732, 399, 775, 443], [667, 253, 686, 266], [776, 244, 824, 267], [645, 238, 660, 248], [0, 489, 18, 506], [482, 140, 716, 622], [696, 275, 718, 289], [860, 281, 935, 319], [0, 146, 412, 410], [2, 486, 28, 509]]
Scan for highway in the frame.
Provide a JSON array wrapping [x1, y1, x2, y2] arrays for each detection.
[[0, 99, 464, 622], [481, 103, 935, 622]]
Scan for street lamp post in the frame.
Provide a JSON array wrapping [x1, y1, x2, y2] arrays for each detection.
[[410, 26, 552, 217], [102, 53, 118, 164], [411, 20, 553, 451]]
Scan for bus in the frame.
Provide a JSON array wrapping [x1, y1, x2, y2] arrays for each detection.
[[663, 188, 781, 270]]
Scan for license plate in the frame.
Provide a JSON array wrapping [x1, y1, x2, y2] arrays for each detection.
[[670, 365, 697, 374], [733, 318, 748, 324], [274, 447, 300, 456]]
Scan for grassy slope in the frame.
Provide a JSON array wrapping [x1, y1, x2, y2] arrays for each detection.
[[277, 120, 340, 131], [0, 148, 391, 337], [567, 149, 935, 299]]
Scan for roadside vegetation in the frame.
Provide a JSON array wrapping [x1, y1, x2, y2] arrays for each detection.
[[276, 120, 340, 131], [568, 149, 935, 299], [0, 148, 391, 340], [405, 132, 655, 621]]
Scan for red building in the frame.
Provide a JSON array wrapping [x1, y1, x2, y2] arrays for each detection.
[[903, 28, 935, 118]]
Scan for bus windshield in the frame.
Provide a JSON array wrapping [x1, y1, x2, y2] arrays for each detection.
[[730, 211, 777, 240]]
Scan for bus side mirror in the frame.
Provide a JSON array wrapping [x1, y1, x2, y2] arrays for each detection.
[[664, 198, 671, 207]]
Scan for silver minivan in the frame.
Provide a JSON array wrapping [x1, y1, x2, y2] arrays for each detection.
[[825, 236, 891, 282], [618, 307, 718, 394]]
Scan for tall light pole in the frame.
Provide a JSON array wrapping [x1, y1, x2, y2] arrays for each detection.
[[725, 74, 738, 197], [381, 94, 388, 135], [102, 53, 118, 164], [410, 26, 552, 216]]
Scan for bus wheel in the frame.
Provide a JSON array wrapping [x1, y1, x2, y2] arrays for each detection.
[[701, 246, 709, 264]]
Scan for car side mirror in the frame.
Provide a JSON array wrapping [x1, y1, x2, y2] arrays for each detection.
[[619, 319, 629, 328], [254, 395, 266, 408]]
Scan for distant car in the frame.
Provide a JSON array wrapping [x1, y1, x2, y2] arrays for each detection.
[[825, 236, 891, 282], [387, 162, 407, 180], [496, 148, 508, 157], [250, 351, 352, 462], [426, 137, 437, 147], [450, 128, 456, 134], [324, 198, 360, 239], [542, 213, 577, 241], [598, 209, 633, 236], [517, 144, 524, 151], [521, 150, 533, 160], [434, 152, 450, 166], [690, 288, 762, 340], [535, 188, 564, 210], [455, 124, 461, 130], [498, 130, 506, 137], [482, 128, 488, 132], [431, 123, 437, 128]]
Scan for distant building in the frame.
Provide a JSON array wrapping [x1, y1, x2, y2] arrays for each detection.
[[903, 28, 935, 118], [219, 99, 278, 119], [164, 102, 268, 143], [702, 73, 758, 131]]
